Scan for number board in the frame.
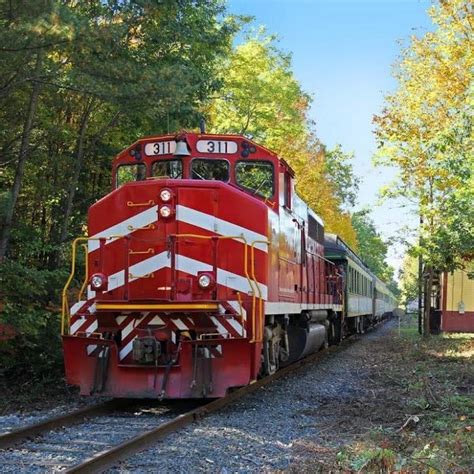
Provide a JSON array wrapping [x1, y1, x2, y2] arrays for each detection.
[[144, 141, 177, 156], [196, 140, 238, 154]]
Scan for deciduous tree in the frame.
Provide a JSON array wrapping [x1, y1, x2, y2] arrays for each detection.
[[374, 0, 473, 272], [209, 34, 360, 247]]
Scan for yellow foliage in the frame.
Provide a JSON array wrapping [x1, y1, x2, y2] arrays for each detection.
[[208, 35, 359, 247], [374, 0, 473, 267]]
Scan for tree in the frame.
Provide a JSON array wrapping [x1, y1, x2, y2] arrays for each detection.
[[373, 0, 473, 332], [296, 139, 359, 248], [399, 253, 419, 308], [324, 145, 360, 210], [0, 0, 74, 260], [209, 33, 359, 247], [351, 209, 395, 284], [0, 0, 239, 265]]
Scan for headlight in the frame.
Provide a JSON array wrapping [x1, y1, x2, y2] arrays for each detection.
[[90, 273, 106, 290], [160, 189, 172, 202], [198, 274, 212, 289], [159, 205, 172, 218]]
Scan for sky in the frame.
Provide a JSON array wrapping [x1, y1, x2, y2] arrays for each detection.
[[227, 0, 433, 275]]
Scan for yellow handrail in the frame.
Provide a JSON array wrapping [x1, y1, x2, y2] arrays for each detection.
[[78, 244, 89, 301], [61, 235, 125, 336], [62, 237, 88, 335], [127, 200, 155, 207], [249, 240, 271, 343]]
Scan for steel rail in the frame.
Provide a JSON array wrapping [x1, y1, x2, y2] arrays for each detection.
[[0, 326, 378, 472], [0, 399, 129, 450], [65, 338, 355, 474]]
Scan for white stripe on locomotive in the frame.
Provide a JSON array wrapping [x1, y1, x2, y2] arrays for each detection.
[[88, 206, 159, 253], [87, 251, 267, 300], [175, 205, 268, 253]]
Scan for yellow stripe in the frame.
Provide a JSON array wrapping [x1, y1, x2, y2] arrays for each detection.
[[95, 303, 219, 311]]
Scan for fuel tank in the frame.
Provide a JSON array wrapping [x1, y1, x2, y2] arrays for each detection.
[[285, 322, 327, 364]]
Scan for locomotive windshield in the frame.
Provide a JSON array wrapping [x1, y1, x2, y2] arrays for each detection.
[[235, 160, 274, 199], [152, 159, 182, 179], [116, 163, 146, 186], [191, 159, 229, 181]]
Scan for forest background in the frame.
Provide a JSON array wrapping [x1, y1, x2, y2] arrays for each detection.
[[0, 0, 471, 382]]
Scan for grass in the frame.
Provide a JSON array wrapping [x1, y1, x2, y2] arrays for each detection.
[[291, 316, 474, 473], [337, 319, 473, 472]]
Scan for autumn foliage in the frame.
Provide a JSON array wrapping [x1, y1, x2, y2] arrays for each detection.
[[374, 0, 473, 272], [209, 36, 359, 249]]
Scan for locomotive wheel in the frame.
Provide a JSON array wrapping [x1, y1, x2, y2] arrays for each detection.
[[327, 312, 342, 345], [261, 323, 290, 376]]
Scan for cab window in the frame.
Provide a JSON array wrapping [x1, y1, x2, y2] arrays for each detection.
[[284, 172, 292, 208], [191, 159, 229, 181], [235, 161, 274, 199], [116, 163, 146, 187], [152, 159, 182, 179]]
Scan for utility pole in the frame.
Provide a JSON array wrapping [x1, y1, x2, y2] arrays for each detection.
[[418, 214, 423, 335], [418, 253, 423, 334]]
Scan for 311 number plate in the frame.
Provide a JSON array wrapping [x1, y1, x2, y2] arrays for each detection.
[[196, 140, 238, 154], [144, 141, 177, 156]]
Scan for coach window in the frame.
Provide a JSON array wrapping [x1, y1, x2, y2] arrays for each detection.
[[236, 161, 274, 199], [116, 163, 146, 187], [191, 159, 229, 181], [152, 159, 182, 179]]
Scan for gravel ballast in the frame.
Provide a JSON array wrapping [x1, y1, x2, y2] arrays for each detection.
[[110, 322, 395, 473], [0, 321, 395, 472]]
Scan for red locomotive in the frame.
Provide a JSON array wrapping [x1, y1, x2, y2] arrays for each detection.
[[62, 132, 345, 399]]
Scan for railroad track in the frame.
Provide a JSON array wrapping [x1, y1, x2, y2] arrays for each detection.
[[0, 333, 360, 473]]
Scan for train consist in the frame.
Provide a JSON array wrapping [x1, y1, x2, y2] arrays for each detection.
[[324, 234, 397, 334], [62, 132, 396, 399]]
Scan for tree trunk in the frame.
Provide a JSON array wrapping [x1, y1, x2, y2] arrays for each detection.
[[48, 99, 94, 269], [418, 254, 423, 335], [59, 99, 94, 243], [0, 53, 42, 261]]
